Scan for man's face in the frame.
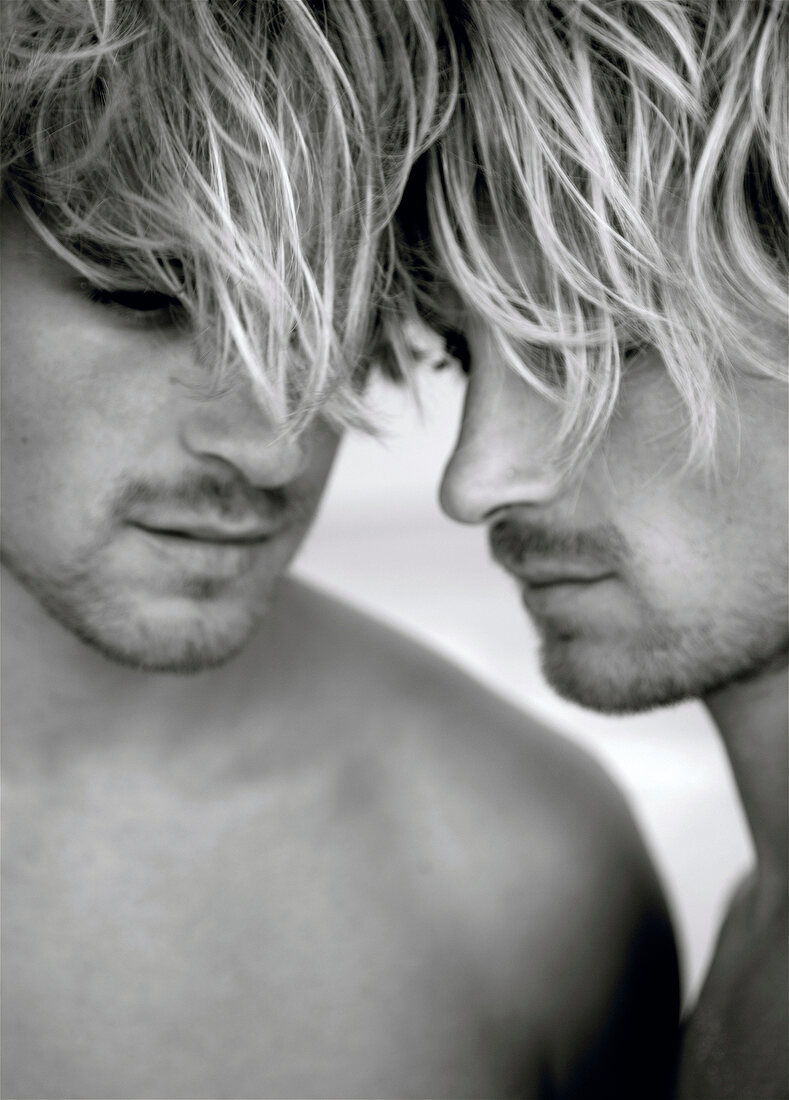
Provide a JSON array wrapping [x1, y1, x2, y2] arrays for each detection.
[[440, 319, 789, 713], [1, 204, 340, 672]]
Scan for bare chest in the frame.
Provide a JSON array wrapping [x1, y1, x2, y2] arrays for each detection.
[[3, 769, 545, 1099]]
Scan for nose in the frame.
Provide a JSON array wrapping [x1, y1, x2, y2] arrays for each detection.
[[440, 358, 563, 524], [179, 372, 312, 487]]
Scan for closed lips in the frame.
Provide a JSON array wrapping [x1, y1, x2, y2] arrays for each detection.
[[514, 564, 615, 587], [130, 521, 279, 543]]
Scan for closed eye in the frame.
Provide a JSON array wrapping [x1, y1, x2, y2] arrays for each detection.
[[82, 284, 186, 327], [621, 342, 647, 364]]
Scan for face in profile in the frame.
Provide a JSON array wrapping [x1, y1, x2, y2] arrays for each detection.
[[440, 319, 789, 713], [0, 204, 340, 672]]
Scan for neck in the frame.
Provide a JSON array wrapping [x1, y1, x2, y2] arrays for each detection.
[[0, 565, 284, 777], [704, 660, 788, 899]]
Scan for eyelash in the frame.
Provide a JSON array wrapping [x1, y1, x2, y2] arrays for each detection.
[[620, 343, 646, 364], [436, 330, 471, 375], [83, 284, 186, 327], [434, 334, 645, 379]]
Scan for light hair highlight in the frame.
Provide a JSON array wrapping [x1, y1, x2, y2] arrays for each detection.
[[2, 0, 456, 435], [402, 0, 788, 470]]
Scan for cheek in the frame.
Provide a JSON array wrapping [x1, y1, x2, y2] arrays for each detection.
[[2, 308, 179, 460], [3, 341, 102, 493], [302, 425, 342, 494], [618, 473, 787, 623], [0, 326, 161, 556], [1, 413, 109, 564], [589, 361, 788, 618], [620, 501, 717, 600], [1, 347, 80, 519]]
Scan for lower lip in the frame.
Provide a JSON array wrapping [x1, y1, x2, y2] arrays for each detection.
[[521, 576, 615, 613], [132, 527, 272, 578]]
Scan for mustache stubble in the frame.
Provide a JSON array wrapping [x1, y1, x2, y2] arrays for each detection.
[[488, 515, 631, 572], [111, 475, 311, 526]]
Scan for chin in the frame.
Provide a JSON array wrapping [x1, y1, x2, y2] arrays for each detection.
[[35, 575, 271, 673], [3, 548, 281, 672], [91, 626, 257, 674], [83, 593, 275, 673], [537, 622, 703, 713], [535, 616, 673, 712], [541, 654, 688, 714], [539, 625, 789, 715]]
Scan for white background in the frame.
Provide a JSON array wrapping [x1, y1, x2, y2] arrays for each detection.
[[295, 368, 754, 1004]]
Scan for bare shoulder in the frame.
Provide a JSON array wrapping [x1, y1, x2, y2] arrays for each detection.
[[273, 582, 680, 1094], [281, 580, 662, 880]]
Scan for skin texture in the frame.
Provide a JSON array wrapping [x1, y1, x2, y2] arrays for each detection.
[[440, 322, 789, 716], [439, 313, 788, 1099], [1, 203, 340, 673], [1, 199, 681, 1098], [676, 666, 788, 1099], [3, 576, 680, 1100]]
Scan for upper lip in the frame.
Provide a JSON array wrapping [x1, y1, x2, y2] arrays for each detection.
[[131, 519, 282, 543]]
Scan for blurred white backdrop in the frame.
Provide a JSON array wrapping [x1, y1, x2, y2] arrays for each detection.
[[295, 368, 753, 1004]]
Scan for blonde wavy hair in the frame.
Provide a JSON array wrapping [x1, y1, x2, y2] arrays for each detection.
[[1, 0, 456, 434], [401, 0, 788, 470]]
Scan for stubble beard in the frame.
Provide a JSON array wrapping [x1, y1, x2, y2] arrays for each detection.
[[535, 604, 789, 715], [1, 470, 321, 674], [1, 545, 277, 674]]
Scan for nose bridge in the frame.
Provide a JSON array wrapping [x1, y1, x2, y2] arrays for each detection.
[[179, 369, 308, 486], [440, 363, 561, 524]]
